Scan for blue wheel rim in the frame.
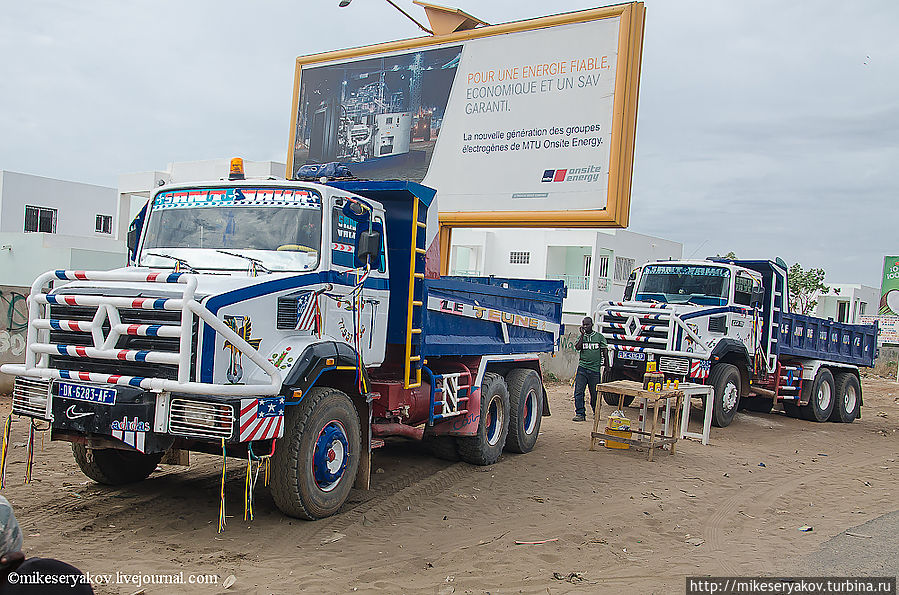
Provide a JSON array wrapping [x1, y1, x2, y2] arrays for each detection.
[[313, 420, 349, 492], [485, 395, 503, 446], [523, 388, 538, 435]]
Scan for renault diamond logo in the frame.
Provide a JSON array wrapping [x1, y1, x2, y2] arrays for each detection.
[[65, 405, 94, 420]]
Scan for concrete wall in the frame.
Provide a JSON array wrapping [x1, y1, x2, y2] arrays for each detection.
[[815, 284, 880, 323], [0, 284, 28, 393], [0, 171, 118, 238], [0, 232, 125, 287], [538, 328, 581, 382]]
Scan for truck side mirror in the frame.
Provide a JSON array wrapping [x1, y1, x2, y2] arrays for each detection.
[[356, 230, 381, 268], [751, 286, 764, 308], [127, 227, 139, 261], [623, 271, 637, 301]]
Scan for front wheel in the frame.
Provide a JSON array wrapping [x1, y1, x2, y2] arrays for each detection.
[[271, 387, 361, 520], [504, 369, 543, 454], [709, 363, 741, 427], [800, 368, 835, 423], [829, 372, 860, 423], [457, 372, 510, 465], [72, 444, 163, 485]]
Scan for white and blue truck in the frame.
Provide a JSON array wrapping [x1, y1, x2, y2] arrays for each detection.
[[1, 163, 564, 519], [597, 258, 878, 427]]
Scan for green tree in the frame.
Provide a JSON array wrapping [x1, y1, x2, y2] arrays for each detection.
[[788, 263, 829, 314], [716, 251, 738, 259]]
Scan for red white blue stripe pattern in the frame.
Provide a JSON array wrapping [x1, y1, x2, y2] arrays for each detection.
[[690, 359, 711, 380], [294, 291, 319, 331], [238, 398, 285, 442]]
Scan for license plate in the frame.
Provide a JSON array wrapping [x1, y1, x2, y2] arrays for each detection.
[[617, 351, 646, 361], [56, 381, 116, 405]]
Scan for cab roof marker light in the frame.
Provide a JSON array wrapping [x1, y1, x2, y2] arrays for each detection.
[[229, 158, 245, 181]]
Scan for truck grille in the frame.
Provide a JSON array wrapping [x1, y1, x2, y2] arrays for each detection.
[[599, 306, 672, 352], [658, 356, 689, 375], [168, 399, 234, 440], [47, 296, 197, 381], [12, 377, 51, 419]]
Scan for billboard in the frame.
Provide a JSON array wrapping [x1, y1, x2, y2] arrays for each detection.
[[880, 255, 899, 315], [288, 3, 645, 229], [860, 315, 899, 346]]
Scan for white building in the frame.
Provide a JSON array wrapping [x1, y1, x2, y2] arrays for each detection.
[[813, 284, 879, 324], [0, 171, 126, 287], [449, 228, 682, 324]]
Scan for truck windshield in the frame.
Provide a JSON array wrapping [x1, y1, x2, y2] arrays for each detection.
[[139, 187, 322, 272], [635, 265, 730, 305]]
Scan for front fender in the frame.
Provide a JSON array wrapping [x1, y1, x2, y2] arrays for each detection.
[[282, 341, 372, 400]]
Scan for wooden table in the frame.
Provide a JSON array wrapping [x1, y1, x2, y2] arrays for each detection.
[[589, 380, 684, 461]]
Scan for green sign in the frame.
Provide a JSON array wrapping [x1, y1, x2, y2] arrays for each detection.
[[880, 255, 899, 315]]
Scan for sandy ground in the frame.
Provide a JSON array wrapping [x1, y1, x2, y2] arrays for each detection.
[[0, 375, 896, 595]]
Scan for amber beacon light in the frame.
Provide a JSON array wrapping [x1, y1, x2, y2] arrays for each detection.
[[229, 157, 246, 180]]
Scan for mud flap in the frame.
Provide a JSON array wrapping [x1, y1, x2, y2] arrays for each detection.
[[353, 395, 372, 490]]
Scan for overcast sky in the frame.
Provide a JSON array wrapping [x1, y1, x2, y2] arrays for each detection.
[[1, 1, 897, 286]]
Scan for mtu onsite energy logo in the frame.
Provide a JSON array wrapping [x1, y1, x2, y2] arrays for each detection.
[[541, 165, 602, 183]]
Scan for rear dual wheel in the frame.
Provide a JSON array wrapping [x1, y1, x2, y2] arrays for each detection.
[[830, 372, 860, 423], [504, 369, 543, 454], [800, 368, 835, 422], [457, 372, 510, 466]]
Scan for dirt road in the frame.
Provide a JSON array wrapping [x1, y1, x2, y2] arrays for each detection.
[[0, 376, 896, 594]]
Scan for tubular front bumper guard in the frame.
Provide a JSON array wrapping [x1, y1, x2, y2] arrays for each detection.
[[0, 269, 282, 397], [597, 301, 711, 360]]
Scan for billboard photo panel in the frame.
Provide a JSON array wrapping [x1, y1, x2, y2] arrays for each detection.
[[880, 255, 899, 315], [288, 3, 645, 228]]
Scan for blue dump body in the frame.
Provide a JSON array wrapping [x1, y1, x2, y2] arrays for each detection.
[[422, 276, 566, 357], [718, 258, 878, 368], [776, 312, 877, 367], [329, 180, 566, 359]]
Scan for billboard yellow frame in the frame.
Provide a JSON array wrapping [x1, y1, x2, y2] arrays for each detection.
[[287, 3, 645, 230]]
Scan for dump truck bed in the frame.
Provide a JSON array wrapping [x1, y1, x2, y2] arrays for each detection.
[[421, 276, 565, 357], [775, 311, 877, 367]]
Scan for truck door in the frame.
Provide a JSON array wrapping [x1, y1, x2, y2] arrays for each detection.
[[731, 271, 759, 359], [325, 196, 389, 366]]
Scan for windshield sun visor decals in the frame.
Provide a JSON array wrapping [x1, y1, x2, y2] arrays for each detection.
[[153, 188, 322, 210]]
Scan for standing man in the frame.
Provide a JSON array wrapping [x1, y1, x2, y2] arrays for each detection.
[[572, 316, 607, 422]]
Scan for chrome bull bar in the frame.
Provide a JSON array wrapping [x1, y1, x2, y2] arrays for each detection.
[[0, 269, 281, 397]]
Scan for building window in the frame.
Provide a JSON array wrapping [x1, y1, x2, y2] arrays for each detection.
[[510, 251, 530, 264], [583, 255, 592, 278], [613, 256, 635, 282], [95, 214, 113, 234], [24, 206, 57, 233], [858, 302, 866, 317]]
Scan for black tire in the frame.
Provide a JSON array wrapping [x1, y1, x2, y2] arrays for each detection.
[[709, 363, 741, 427], [271, 387, 361, 520], [800, 368, 836, 423], [601, 368, 633, 407], [830, 372, 860, 423], [72, 444, 163, 485], [603, 392, 634, 408], [504, 369, 543, 454], [742, 396, 774, 413], [457, 372, 510, 466], [422, 434, 459, 461]]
